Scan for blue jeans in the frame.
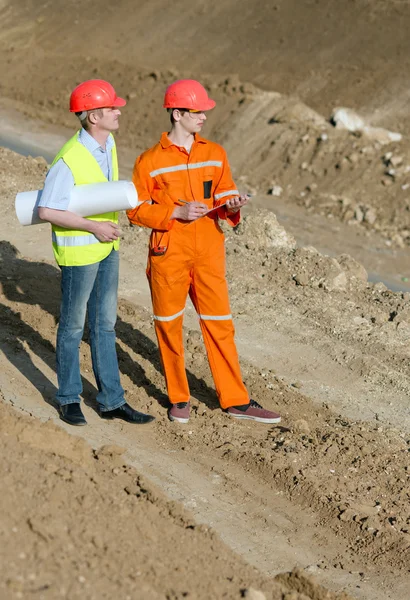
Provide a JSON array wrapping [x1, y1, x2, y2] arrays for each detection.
[[56, 249, 125, 412]]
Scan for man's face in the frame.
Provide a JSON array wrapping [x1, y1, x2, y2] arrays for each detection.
[[176, 109, 207, 134], [93, 106, 121, 132]]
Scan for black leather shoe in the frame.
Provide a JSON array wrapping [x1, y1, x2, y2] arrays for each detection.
[[60, 403, 87, 426], [101, 402, 155, 424]]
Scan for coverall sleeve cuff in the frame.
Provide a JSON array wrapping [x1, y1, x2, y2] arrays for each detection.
[[165, 210, 176, 230], [127, 204, 176, 231], [225, 209, 241, 227]]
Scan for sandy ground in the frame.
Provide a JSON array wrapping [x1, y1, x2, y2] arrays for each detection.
[[1, 137, 409, 600], [1, 1, 410, 598]]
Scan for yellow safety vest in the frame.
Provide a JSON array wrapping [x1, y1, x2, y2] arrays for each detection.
[[50, 131, 120, 267]]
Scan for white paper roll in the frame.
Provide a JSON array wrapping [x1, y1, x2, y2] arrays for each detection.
[[15, 180, 139, 226]]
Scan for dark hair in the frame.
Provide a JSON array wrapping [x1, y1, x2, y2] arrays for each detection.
[[168, 107, 187, 124]]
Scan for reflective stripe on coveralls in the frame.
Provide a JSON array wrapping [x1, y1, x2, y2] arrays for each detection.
[[50, 131, 120, 267], [153, 308, 185, 322], [149, 160, 223, 178], [214, 190, 238, 200], [128, 132, 249, 410], [153, 309, 233, 321]]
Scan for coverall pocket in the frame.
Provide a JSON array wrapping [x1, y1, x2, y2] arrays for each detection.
[[203, 180, 212, 199], [159, 174, 182, 190], [148, 233, 189, 288], [149, 230, 170, 258]]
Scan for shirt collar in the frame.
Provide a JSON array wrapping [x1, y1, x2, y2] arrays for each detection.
[[160, 131, 208, 149], [79, 128, 114, 152]]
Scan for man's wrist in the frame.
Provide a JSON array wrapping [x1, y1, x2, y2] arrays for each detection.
[[87, 220, 99, 235]]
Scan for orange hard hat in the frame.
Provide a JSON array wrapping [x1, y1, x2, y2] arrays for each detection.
[[69, 79, 126, 112], [163, 79, 216, 111]]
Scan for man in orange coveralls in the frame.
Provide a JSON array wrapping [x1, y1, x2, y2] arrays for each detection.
[[127, 79, 281, 425]]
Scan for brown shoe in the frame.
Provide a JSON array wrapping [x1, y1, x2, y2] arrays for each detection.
[[168, 401, 190, 423], [227, 399, 281, 424]]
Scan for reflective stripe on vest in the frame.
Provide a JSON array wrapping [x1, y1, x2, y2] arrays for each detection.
[[50, 131, 120, 267], [52, 232, 100, 246]]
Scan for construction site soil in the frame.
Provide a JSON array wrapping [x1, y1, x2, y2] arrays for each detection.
[[0, 1, 409, 599]]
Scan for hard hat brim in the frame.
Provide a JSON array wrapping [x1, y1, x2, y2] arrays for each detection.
[[163, 98, 216, 111], [113, 96, 127, 107], [200, 98, 216, 111]]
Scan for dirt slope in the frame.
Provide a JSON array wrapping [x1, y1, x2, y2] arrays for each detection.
[[2, 0, 410, 133], [1, 148, 409, 600], [2, 1, 410, 250]]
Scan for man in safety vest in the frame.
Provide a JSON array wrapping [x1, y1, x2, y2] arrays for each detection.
[[38, 79, 155, 427], [127, 79, 281, 425]]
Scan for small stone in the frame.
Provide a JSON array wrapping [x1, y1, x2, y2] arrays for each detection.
[[371, 312, 389, 324], [192, 353, 205, 366], [396, 321, 410, 335], [354, 206, 364, 222], [353, 316, 369, 326], [292, 419, 310, 433], [96, 445, 125, 457], [241, 588, 266, 600], [339, 508, 356, 521], [390, 155, 403, 167], [392, 233, 405, 248], [305, 564, 320, 574], [268, 185, 283, 197], [348, 152, 360, 164], [337, 253, 368, 281], [364, 207, 377, 225], [343, 208, 355, 222], [293, 272, 309, 286], [331, 107, 365, 131], [327, 271, 348, 291]]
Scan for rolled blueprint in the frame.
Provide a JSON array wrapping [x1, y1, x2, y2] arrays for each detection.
[[15, 180, 139, 226]]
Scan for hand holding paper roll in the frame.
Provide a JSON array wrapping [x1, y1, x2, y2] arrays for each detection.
[[93, 221, 121, 242], [15, 180, 140, 226]]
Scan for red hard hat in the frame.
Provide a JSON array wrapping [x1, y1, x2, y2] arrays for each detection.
[[163, 79, 216, 111], [69, 79, 126, 112]]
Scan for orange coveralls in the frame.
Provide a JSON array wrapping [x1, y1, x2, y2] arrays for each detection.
[[127, 132, 249, 409]]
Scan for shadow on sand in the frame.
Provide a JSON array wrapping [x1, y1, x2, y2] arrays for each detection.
[[0, 241, 219, 415]]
